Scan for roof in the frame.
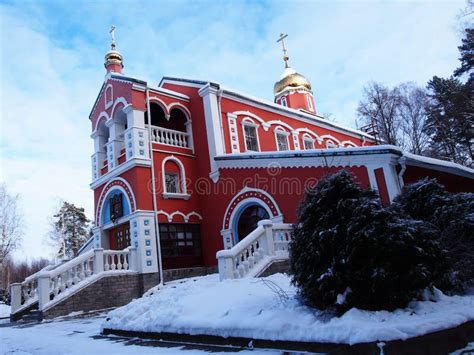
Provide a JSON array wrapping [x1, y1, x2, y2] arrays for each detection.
[[159, 76, 376, 142], [215, 145, 474, 180]]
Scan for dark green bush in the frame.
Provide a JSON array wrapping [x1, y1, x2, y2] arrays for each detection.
[[289, 171, 449, 312]]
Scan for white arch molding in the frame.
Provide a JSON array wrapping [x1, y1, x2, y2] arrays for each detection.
[[221, 187, 283, 247], [161, 156, 188, 194], [96, 177, 137, 226]]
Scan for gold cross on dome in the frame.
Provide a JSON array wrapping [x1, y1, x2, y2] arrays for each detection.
[[110, 25, 116, 50], [277, 33, 289, 68]]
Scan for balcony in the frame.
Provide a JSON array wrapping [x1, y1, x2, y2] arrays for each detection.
[[149, 126, 190, 149]]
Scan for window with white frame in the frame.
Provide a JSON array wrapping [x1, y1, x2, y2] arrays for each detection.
[[326, 140, 338, 148], [243, 122, 259, 151], [165, 172, 180, 193], [280, 96, 288, 107], [275, 129, 290, 151], [303, 137, 314, 150], [306, 95, 313, 111]]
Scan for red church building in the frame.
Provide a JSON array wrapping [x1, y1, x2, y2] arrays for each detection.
[[84, 31, 474, 279], [10, 30, 474, 321]]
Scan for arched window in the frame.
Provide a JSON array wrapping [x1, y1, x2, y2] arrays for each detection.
[[145, 102, 166, 127], [101, 190, 131, 225], [162, 157, 189, 199], [275, 127, 290, 151], [302, 135, 315, 150], [280, 96, 288, 107], [242, 118, 260, 152], [326, 139, 338, 148]]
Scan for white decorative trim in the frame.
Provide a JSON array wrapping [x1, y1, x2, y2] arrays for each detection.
[[162, 192, 191, 200], [227, 112, 240, 153], [340, 140, 357, 147], [241, 118, 261, 152], [220, 88, 374, 142], [95, 177, 137, 225], [157, 210, 203, 223], [110, 97, 129, 120], [267, 120, 295, 133], [162, 156, 187, 195], [199, 84, 225, 178], [104, 84, 113, 109], [274, 126, 291, 151], [230, 111, 270, 131], [148, 96, 170, 117], [320, 134, 341, 146], [93, 112, 111, 134]]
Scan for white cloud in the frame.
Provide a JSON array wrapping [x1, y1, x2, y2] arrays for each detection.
[[0, 0, 466, 260]]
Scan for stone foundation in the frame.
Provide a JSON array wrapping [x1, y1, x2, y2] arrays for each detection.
[[259, 260, 290, 277]]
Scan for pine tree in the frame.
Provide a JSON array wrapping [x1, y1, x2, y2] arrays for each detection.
[[289, 171, 449, 312], [425, 76, 473, 166], [392, 179, 474, 290], [49, 202, 90, 259]]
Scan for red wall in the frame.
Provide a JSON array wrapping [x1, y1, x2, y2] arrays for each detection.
[[403, 166, 474, 193]]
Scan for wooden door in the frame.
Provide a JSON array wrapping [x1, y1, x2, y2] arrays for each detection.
[[109, 223, 131, 250]]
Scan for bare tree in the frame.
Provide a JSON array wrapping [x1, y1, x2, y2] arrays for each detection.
[[398, 83, 430, 155], [0, 184, 23, 284], [357, 82, 404, 147]]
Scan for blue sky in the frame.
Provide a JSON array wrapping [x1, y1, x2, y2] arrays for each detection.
[[0, 0, 468, 260]]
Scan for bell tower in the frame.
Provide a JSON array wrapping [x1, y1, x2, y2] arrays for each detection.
[[274, 33, 316, 114]]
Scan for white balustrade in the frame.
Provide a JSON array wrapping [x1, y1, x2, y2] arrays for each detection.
[[216, 220, 292, 281], [10, 247, 138, 316], [150, 126, 190, 148]]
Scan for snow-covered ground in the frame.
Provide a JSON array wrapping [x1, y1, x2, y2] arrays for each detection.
[[0, 314, 277, 354], [0, 303, 10, 318], [103, 273, 474, 345]]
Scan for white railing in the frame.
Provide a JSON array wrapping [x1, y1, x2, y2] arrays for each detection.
[[150, 126, 189, 148], [216, 220, 292, 281], [10, 247, 138, 316]]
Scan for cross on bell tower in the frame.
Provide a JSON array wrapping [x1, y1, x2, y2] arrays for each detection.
[[277, 33, 290, 68], [104, 25, 123, 74]]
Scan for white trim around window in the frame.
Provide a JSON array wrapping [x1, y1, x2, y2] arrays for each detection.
[[274, 126, 291, 151], [241, 117, 261, 152], [161, 156, 190, 199], [302, 134, 315, 150]]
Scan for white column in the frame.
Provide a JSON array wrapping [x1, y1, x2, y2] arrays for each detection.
[[93, 248, 104, 274], [260, 220, 275, 256], [129, 211, 158, 274], [37, 273, 51, 311], [292, 132, 300, 150], [123, 106, 150, 161], [199, 84, 224, 180], [383, 163, 402, 202], [10, 283, 22, 314]]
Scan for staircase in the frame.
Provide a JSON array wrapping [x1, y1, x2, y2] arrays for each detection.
[[216, 220, 292, 281], [10, 247, 139, 321]]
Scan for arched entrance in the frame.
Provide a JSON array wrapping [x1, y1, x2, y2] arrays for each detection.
[[236, 204, 269, 242]]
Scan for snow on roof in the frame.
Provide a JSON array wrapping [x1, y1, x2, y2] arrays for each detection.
[[216, 145, 474, 179], [279, 67, 296, 80]]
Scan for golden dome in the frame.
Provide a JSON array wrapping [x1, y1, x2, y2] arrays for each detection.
[[274, 67, 312, 95], [104, 49, 123, 69]]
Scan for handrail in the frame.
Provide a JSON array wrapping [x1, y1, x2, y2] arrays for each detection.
[[216, 220, 292, 281], [39, 249, 94, 279], [216, 225, 265, 258], [11, 247, 138, 315]]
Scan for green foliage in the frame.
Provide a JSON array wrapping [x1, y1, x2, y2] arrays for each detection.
[[393, 179, 474, 290], [289, 171, 449, 312], [50, 201, 90, 258]]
